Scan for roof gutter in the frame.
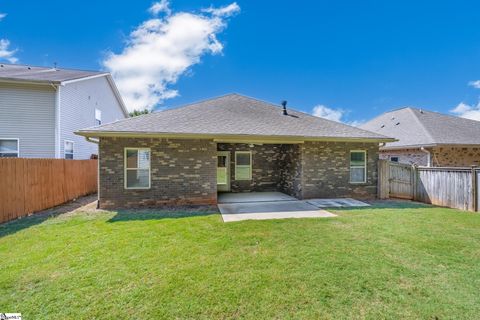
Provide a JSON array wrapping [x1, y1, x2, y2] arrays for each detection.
[[0, 78, 62, 86], [74, 130, 397, 144]]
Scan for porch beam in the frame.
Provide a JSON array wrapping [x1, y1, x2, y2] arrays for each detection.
[[214, 139, 304, 144]]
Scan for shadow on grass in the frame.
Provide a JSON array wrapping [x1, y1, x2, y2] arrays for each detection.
[[0, 195, 97, 238], [108, 207, 220, 223]]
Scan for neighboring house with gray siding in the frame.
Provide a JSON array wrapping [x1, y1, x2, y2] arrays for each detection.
[[0, 63, 128, 159], [76, 94, 394, 208], [360, 107, 480, 167]]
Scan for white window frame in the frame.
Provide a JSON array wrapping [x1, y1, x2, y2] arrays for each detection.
[[95, 108, 102, 126], [235, 151, 252, 181], [0, 138, 19, 158], [349, 150, 367, 184], [64, 140, 74, 159], [124, 148, 151, 190]]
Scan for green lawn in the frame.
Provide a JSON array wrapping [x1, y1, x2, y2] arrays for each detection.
[[0, 201, 479, 319]]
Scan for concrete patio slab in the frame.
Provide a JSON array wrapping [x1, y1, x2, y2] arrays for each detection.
[[218, 200, 336, 222], [218, 192, 297, 204], [221, 210, 336, 222], [306, 198, 370, 208]]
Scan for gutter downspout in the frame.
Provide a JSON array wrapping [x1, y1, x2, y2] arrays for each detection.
[[85, 136, 99, 144], [52, 83, 61, 158], [84, 136, 100, 209], [420, 147, 431, 167]]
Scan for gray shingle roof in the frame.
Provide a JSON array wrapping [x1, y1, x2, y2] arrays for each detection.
[[360, 107, 480, 148], [77, 93, 392, 141], [0, 63, 106, 83]]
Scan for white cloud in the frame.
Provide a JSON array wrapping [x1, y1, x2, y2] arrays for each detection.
[[103, 1, 240, 112], [312, 104, 344, 122], [450, 102, 480, 121], [149, 0, 171, 16], [0, 12, 17, 63], [311, 104, 364, 126], [468, 80, 480, 89], [347, 119, 366, 127], [0, 39, 17, 63], [202, 2, 240, 17]]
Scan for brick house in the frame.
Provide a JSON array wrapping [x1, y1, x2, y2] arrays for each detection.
[[76, 94, 393, 208], [360, 107, 480, 167]]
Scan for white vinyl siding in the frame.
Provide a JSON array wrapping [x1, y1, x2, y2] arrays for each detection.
[[124, 148, 151, 189], [60, 76, 126, 159], [235, 151, 252, 180], [0, 82, 56, 158], [350, 150, 367, 183]]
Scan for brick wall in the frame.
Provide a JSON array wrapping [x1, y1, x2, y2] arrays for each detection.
[[218, 141, 379, 199], [431, 146, 480, 167], [379, 149, 429, 166], [278, 144, 302, 198], [217, 143, 283, 192], [99, 137, 217, 209], [380, 146, 480, 167], [300, 142, 379, 199], [98, 138, 380, 209]]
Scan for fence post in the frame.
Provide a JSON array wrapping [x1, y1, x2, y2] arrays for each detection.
[[378, 160, 390, 199], [411, 164, 417, 201], [472, 166, 477, 212]]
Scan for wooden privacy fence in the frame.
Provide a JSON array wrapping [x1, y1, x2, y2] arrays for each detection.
[[0, 158, 98, 223], [378, 160, 479, 212]]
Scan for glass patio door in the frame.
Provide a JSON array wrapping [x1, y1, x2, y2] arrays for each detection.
[[217, 152, 230, 192]]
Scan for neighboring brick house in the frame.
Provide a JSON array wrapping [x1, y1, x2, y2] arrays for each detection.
[[76, 94, 393, 208], [361, 107, 480, 167]]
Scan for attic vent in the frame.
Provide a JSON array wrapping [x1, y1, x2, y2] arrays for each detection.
[[395, 122, 400, 125], [281, 100, 288, 115], [380, 124, 385, 128]]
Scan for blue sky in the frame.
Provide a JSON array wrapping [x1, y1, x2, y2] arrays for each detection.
[[1, 0, 480, 123]]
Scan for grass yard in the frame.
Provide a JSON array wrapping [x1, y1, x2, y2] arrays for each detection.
[[0, 200, 479, 319]]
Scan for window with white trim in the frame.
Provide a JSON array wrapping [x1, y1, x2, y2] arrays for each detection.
[[0, 139, 19, 157], [350, 150, 367, 183], [235, 151, 252, 180], [125, 148, 151, 189], [95, 108, 102, 126], [64, 140, 74, 159]]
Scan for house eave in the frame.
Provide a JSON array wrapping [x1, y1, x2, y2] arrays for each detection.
[[0, 78, 62, 86], [74, 130, 396, 144], [381, 143, 480, 151]]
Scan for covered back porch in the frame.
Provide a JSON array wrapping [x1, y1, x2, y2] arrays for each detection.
[[216, 141, 302, 198]]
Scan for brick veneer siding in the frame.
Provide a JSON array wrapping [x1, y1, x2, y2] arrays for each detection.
[[218, 141, 379, 199], [300, 142, 379, 199], [380, 146, 480, 167], [99, 137, 217, 209], [98, 138, 380, 208], [278, 144, 302, 198], [431, 146, 480, 167], [379, 149, 429, 166], [217, 143, 284, 192]]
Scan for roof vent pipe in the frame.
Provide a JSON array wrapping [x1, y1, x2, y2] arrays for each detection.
[[281, 100, 288, 115]]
